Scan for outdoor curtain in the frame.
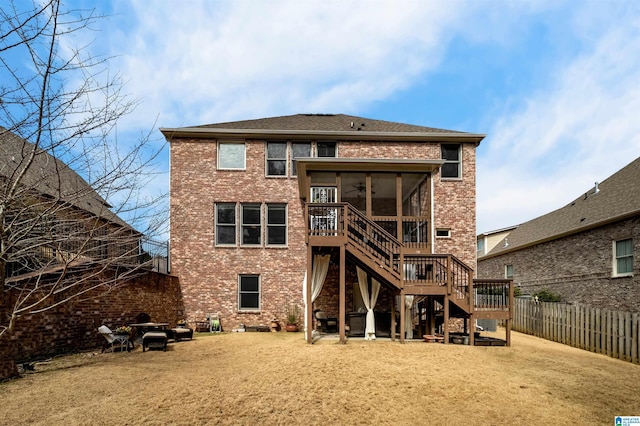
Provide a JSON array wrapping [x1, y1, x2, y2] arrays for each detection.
[[404, 295, 414, 339], [302, 254, 331, 333], [357, 266, 381, 340]]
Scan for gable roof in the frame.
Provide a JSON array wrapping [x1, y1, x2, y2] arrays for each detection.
[[0, 127, 130, 229], [482, 156, 640, 258], [160, 113, 485, 143]]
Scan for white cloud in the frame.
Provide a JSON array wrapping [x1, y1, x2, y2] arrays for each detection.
[[477, 8, 640, 232], [106, 0, 465, 129]]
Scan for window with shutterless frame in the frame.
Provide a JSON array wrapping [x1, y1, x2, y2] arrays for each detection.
[[215, 203, 236, 245], [218, 141, 246, 170], [291, 142, 311, 176], [505, 264, 514, 279], [266, 141, 287, 176], [441, 143, 461, 179], [215, 202, 288, 247], [238, 274, 260, 310], [266, 203, 287, 245], [613, 238, 633, 277], [241, 203, 262, 246]]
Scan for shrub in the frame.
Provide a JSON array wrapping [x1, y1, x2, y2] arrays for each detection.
[[533, 289, 562, 302]]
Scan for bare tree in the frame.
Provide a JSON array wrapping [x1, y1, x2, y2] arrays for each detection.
[[0, 0, 167, 338]]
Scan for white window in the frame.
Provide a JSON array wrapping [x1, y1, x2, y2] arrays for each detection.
[[215, 203, 236, 245], [238, 275, 260, 310], [613, 238, 633, 277], [441, 144, 461, 179], [505, 264, 514, 279], [266, 204, 287, 245], [435, 228, 451, 238], [241, 204, 261, 246], [218, 142, 246, 170]]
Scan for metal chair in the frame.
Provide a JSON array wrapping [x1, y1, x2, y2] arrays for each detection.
[[98, 325, 129, 353]]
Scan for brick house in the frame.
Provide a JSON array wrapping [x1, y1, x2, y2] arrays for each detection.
[[0, 127, 150, 278], [162, 114, 513, 344], [477, 157, 640, 312]]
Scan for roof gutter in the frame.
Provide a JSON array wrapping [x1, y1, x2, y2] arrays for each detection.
[[159, 127, 485, 144]]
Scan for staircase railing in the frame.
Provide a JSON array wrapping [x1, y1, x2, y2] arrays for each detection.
[[345, 205, 402, 277], [306, 203, 509, 315]]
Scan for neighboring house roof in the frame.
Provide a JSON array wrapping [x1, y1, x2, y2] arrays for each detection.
[[160, 113, 485, 143], [0, 127, 130, 229], [482, 156, 640, 259]]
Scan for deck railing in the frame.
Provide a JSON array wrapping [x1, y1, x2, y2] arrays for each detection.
[[473, 279, 513, 311]]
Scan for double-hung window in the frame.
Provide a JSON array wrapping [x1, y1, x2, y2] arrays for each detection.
[[215, 203, 236, 245], [266, 142, 287, 176], [241, 204, 261, 246], [505, 264, 514, 279], [267, 204, 287, 245], [441, 144, 461, 179], [614, 238, 633, 277], [218, 141, 246, 170], [215, 202, 288, 247], [238, 275, 260, 310], [291, 143, 311, 176]]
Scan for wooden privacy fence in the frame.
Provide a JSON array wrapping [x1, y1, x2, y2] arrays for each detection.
[[512, 298, 640, 364]]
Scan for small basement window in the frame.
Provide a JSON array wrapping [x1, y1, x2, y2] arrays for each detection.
[[435, 229, 451, 238]]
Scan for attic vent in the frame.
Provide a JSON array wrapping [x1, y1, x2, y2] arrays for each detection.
[[594, 181, 600, 194], [503, 238, 509, 248]]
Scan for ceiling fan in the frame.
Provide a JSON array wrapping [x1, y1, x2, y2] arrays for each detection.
[[345, 183, 374, 195]]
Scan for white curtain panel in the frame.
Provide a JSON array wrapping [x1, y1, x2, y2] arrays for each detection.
[[303, 254, 331, 333], [357, 266, 380, 340], [404, 295, 414, 339]]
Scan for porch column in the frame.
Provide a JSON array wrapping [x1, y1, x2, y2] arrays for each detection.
[[469, 314, 475, 346], [506, 318, 512, 347], [306, 245, 313, 344], [339, 244, 346, 344]]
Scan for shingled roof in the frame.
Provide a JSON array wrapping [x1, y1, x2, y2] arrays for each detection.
[[0, 127, 129, 229], [161, 113, 485, 143], [194, 113, 464, 133], [483, 156, 640, 258]]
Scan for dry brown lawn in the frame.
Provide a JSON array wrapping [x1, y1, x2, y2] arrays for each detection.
[[1, 330, 639, 425]]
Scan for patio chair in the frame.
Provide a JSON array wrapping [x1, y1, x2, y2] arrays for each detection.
[[98, 325, 130, 353], [314, 310, 338, 333]]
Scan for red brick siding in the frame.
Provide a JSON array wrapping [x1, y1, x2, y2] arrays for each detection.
[[171, 138, 478, 329]]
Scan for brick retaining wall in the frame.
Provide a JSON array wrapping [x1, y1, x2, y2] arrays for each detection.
[[0, 271, 182, 380]]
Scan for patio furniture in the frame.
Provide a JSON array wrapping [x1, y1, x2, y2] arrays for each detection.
[[169, 327, 193, 341], [142, 331, 168, 351], [98, 325, 130, 353], [314, 310, 338, 333]]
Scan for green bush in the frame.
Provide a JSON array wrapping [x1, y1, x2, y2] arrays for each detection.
[[533, 289, 562, 302]]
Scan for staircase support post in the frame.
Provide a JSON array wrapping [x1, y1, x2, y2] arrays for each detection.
[[443, 294, 450, 344], [399, 289, 405, 344], [339, 244, 346, 344]]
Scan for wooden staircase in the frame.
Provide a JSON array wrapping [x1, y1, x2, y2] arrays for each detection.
[[306, 202, 512, 319]]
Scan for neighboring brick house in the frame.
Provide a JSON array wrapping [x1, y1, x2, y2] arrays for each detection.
[[162, 114, 513, 344], [478, 157, 640, 312], [0, 127, 149, 277]]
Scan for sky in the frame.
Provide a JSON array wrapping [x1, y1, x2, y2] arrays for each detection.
[[33, 0, 640, 233]]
